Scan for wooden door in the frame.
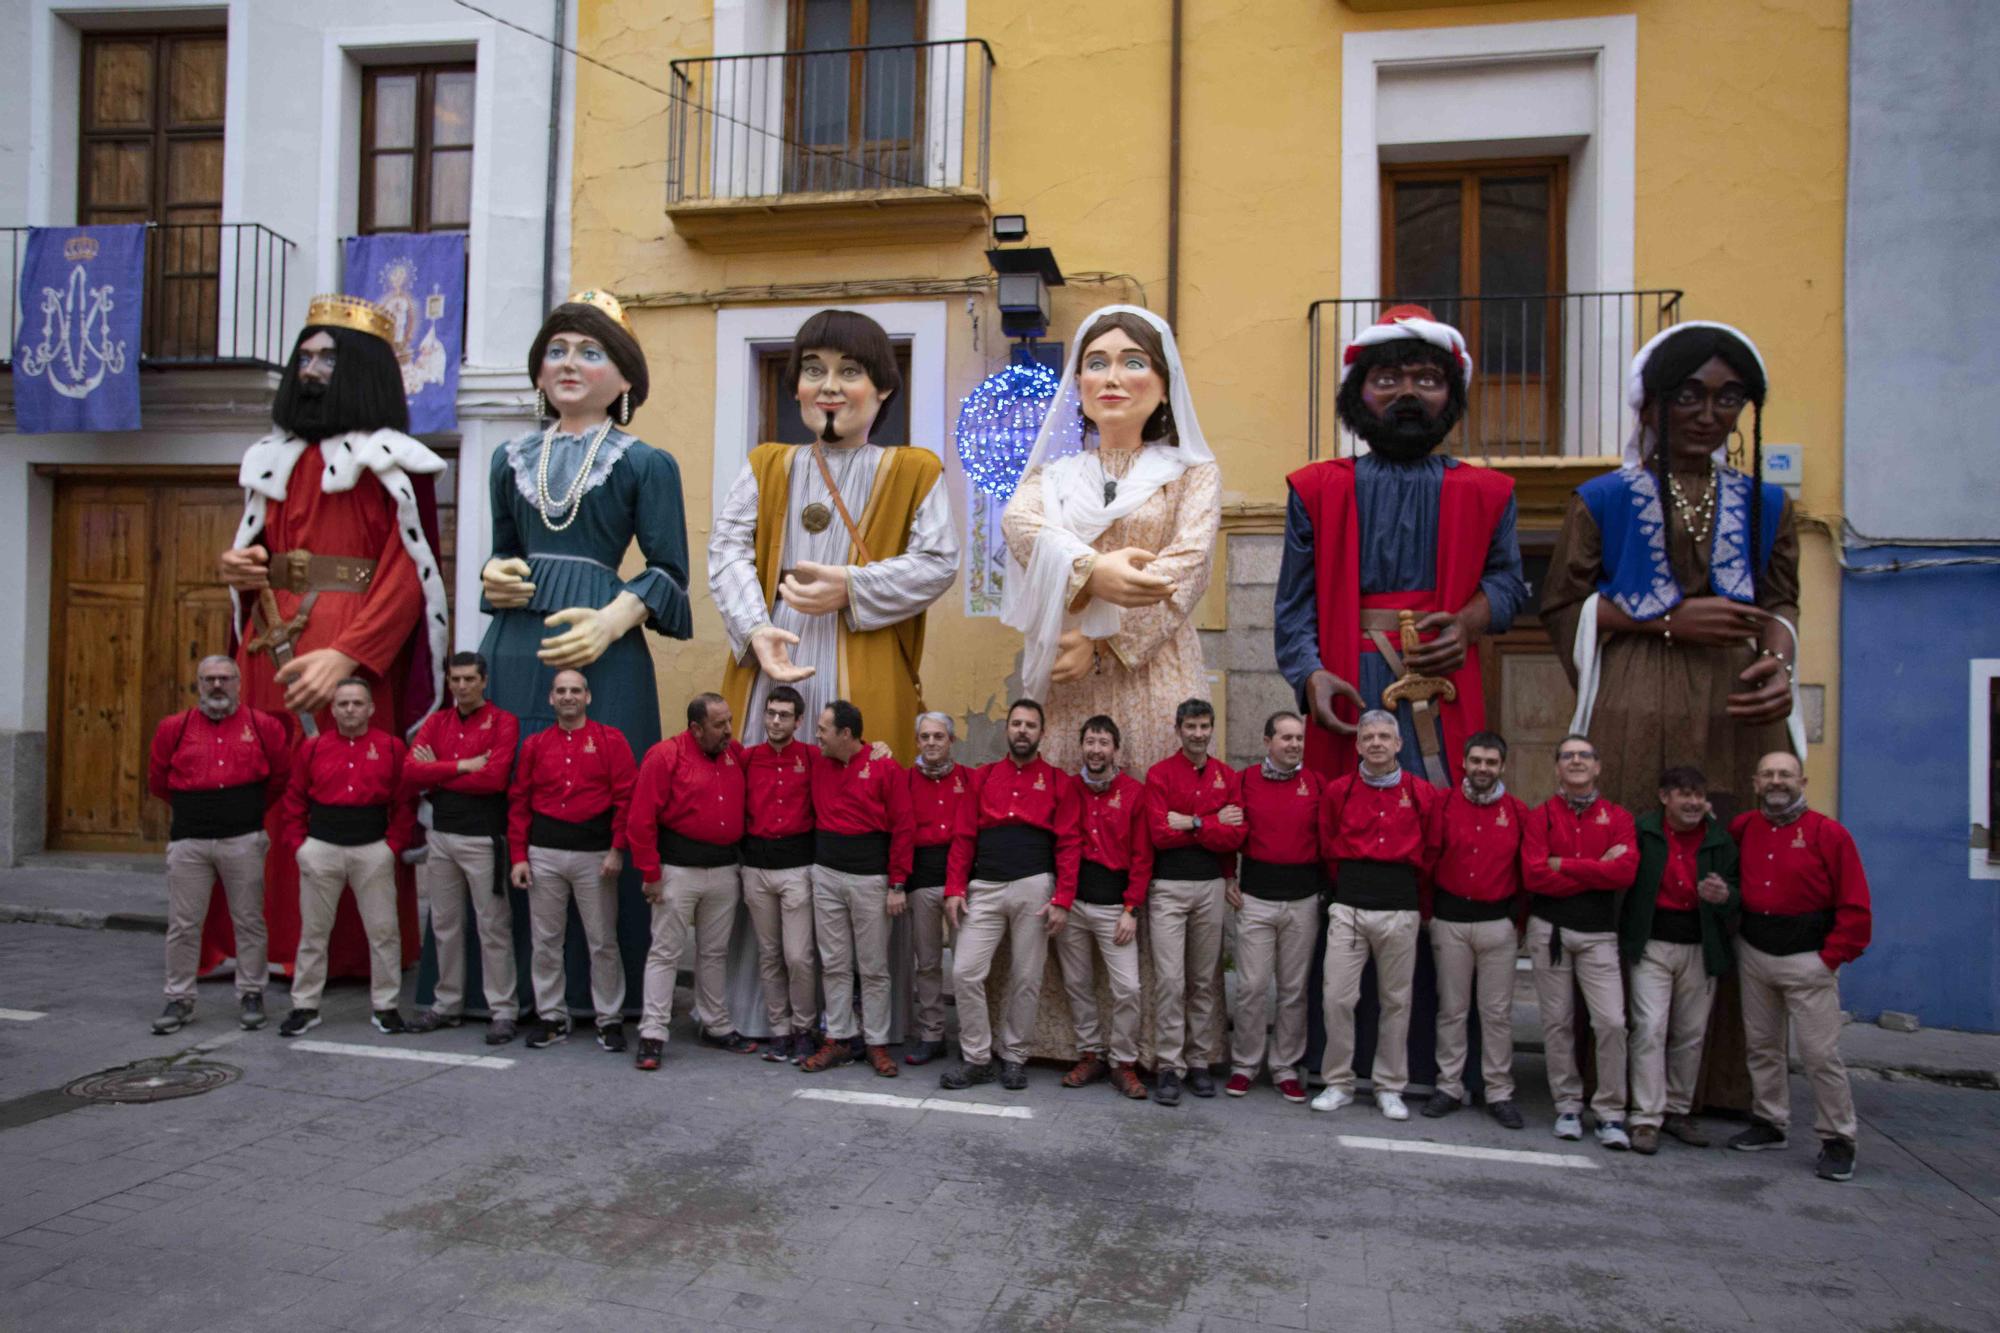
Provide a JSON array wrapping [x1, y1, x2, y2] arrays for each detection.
[[47, 477, 243, 851]]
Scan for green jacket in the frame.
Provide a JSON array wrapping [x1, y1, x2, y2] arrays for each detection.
[[1618, 809, 1740, 976]]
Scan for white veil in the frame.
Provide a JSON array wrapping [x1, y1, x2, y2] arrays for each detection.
[[1000, 304, 1217, 702]]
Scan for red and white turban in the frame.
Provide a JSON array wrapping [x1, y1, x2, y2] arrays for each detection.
[[1340, 303, 1473, 387]]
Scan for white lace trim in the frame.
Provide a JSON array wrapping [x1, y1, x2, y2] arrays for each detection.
[[503, 427, 637, 509]]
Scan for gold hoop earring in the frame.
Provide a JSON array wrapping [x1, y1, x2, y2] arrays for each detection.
[[535, 388, 547, 421], [619, 390, 631, 426]]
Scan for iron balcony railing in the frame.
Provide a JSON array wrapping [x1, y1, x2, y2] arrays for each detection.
[[1307, 290, 1686, 461], [666, 38, 994, 204], [3, 221, 295, 371]]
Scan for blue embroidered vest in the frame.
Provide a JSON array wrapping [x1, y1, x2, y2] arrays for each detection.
[[1579, 466, 1784, 620]]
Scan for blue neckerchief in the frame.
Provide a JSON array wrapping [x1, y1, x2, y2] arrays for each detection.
[[1579, 465, 1783, 621]]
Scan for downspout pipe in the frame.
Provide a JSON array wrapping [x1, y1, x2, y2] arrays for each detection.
[[541, 0, 567, 312], [1166, 0, 1183, 328]]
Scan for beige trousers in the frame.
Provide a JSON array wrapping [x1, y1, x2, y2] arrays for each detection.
[[1319, 904, 1421, 1094], [1527, 917, 1628, 1119], [1739, 941, 1858, 1142], [742, 864, 818, 1035], [908, 884, 949, 1042], [420, 830, 517, 1020], [1148, 877, 1227, 1076], [813, 865, 893, 1045], [293, 838, 401, 1010], [164, 831, 268, 1001], [526, 846, 624, 1026], [1430, 917, 1519, 1104], [1230, 894, 1317, 1084], [1054, 901, 1143, 1065], [1627, 939, 1714, 1128], [952, 875, 1054, 1066], [640, 862, 741, 1043]]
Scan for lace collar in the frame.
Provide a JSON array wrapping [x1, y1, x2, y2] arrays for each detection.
[[504, 426, 638, 508]]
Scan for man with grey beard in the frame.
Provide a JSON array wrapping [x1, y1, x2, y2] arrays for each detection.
[[146, 656, 291, 1034]]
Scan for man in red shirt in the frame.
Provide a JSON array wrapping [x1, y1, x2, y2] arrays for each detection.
[[507, 670, 636, 1052], [1227, 712, 1323, 1105], [147, 656, 289, 1035], [1424, 730, 1527, 1128], [1313, 710, 1442, 1120], [1144, 698, 1247, 1106], [1055, 715, 1150, 1100], [277, 678, 417, 1037], [741, 684, 819, 1064], [1523, 734, 1638, 1150], [629, 693, 757, 1071], [1727, 751, 1872, 1183], [404, 652, 521, 1043], [800, 699, 912, 1077], [937, 700, 1082, 1092], [1619, 765, 1739, 1155], [904, 710, 967, 1067]]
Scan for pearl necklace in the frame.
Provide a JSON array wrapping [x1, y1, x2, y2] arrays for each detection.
[[535, 419, 614, 532], [1667, 467, 1717, 546]]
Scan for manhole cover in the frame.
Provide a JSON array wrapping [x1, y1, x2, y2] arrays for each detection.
[[65, 1059, 240, 1104]]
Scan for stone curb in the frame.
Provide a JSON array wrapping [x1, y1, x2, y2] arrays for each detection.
[[0, 904, 168, 933]]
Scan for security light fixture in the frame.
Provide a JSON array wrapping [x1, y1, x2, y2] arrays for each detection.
[[992, 214, 1029, 244], [986, 236, 1065, 341]]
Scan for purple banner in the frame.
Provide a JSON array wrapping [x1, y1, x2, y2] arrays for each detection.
[[12, 224, 146, 433], [341, 231, 466, 434]]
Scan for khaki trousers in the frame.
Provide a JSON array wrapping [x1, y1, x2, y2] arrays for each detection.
[[1148, 877, 1227, 1076], [952, 875, 1054, 1066], [1230, 895, 1317, 1084], [1527, 917, 1628, 1119], [164, 831, 268, 1001], [420, 830, 517, 1020], [293, 838, 401, 1010], [1054, 901, 1142, 1065], [1627, 939, 1714, 1128], [1320, 904, 1421, 1094], [742, 865, 818, 1034], [1430, 917, 1519, 1104], [813, 865, 893, 1045], [526, 846, 624, 1026], [908, 884, 949, 1042], [1739, 941, 1858, 1142], [640, 862, 741, 1042]]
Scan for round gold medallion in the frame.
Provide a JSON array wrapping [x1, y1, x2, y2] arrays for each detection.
[[801, 502, 832, 534]]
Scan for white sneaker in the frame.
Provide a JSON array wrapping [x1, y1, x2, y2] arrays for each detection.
[[1595, 1120, 1631, 1151], [1553, 1112, 1583, 1140], [1310, 1086, 1354, 1113], [1376, 1091, 1409, 1121]]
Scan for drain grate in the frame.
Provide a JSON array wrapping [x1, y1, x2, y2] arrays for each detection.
[[65, 1058, 240, 1104]]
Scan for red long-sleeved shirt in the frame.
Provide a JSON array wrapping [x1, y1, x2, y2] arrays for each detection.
[[1318, 771, 1443, 873], [628, 732, 748, 880], [945, 755, 1083, 905], [1144, 752, 1248, 856], [1433, 788, 1528, 904], [506, 719, 636, 864], [401, 702, 518, 797], [1080, 774, 1153, 910], [910, 764, 968, 851], [745, 739, 814, 840], [1656, 824, 1704, 912], [1731, 809, 1873, 968], [1236, 764, 1326, 874], [1522, 795, 1639, 898], [810, 743, 914, 886], [278, 728, 417, 853], [147, 706, 290, 800]]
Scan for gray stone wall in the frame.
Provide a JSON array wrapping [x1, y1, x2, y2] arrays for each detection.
[[1219, 533, 1295, 766], [0, 729, 46, 866]]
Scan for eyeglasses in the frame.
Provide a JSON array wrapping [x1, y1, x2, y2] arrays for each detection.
[[1557, 749, 1597, 762], [1668, 383, 1749, 411]]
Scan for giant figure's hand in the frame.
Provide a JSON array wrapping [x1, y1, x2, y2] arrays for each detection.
[[1080, 547, 1176, 610], [1050, 630, 1097, 685], [218, 544, 270, 591], [538, 593, 646, 669], [276, 648, 358, 715], [482, 557, 535, 609], [1306, 669, 1365, 737], [1667, 597, 1767, 647], [779, 562, 851, 616], [1727, 653, 1794, 724], [748, 626, 815, 683], [1403, 612, 1468, 676]]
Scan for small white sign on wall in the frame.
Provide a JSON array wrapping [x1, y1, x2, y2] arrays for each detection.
[[1761, 443, 1803, 497]]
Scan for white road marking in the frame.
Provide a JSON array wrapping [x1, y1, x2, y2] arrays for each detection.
[[190, 1029, 249, 1053], [1336, 1134, 1601, 1170], [0, 1008, 46, 1021], [792, 1088, 1034, 1120], [287, 1039, 515, 1070]]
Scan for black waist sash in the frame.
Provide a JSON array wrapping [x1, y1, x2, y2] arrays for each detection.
[[1432, 886, 1515, 923], [1649, 907, 1703, 945], [430, 789, 506, 838], [908, 842, 951, 890], [530, 809, 615, 853], [658, 826, 739, 869], [743, 832, 814, 871], [1333, 859, 1419, 911], [974, 824, 1056, 883], [1740, 909, 1833, 956], [307, 801, 389, 846], [1240, 856, 1321, 902], [1530, 889, 1618, 934], [1153, 845, 1224, 882], [815, 830, 889, 876], [1075, 859, 1129, 906], [168, 782, 265, 841]]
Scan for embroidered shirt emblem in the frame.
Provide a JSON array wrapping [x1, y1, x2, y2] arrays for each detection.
[[365, 743, 380, 761], [1033, 772, 1046, 791], [240, 725, 256, 743], [1594, 807, 1611, 825], [1108, 791, 1122, 809], [1791, 830, 1808, 849], [952, 777, 964, 793], [859, 764, 871, 780], [1212, 772, 1226, 790], [1398, 789, 1412, 808], [583, 737, 597, 754], [1495, 808, 1509, 827]]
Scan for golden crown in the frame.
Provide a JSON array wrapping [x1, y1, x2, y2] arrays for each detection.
[[305, 293, 396, 344], [569, 288, 634, 334]]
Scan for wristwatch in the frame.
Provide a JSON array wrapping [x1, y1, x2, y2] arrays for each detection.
[[1191, 814, 1204, 832]]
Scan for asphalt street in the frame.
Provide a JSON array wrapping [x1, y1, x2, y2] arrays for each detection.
[[1, 919, 1996, 1333]]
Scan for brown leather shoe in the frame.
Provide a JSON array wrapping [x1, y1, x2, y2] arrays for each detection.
[[1061, 1052, 1106, 1088], [1630, 1124, 1660, 1155], [1662, 1113, 1712, 1148], [1109, 1062, 1148, 1100], [866, 1044, 899, 1078], [798, 1039, 853, 1073]]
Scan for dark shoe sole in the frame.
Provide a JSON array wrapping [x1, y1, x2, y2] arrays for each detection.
[[278, 1015, 321, 1039], [1729, 1138, 1790, 1152]]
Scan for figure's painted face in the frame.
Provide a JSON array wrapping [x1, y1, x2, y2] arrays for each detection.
[[795, 347, 886, 444], [297, 331, 338, 387], [539, 333, 630, 424], [764, 699, 800, 745], [1078, 329, 1166, 440], [1463, 745, 1504, 794], [1663, 355, 1750, 461], [1354, 352, 1454, 461], [1265, 716, 1306, 770]]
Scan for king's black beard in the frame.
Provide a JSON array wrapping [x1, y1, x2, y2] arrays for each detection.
[[290, 379, 331, 440], [1351, 396, 1453, 463]]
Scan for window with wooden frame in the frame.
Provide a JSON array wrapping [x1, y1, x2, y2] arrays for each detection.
[[1381, 158, 1567, 455], [756, 343, 913, 446], [79, 29, 227, 359], [783, 0, 928, 194], [360, 63, 475, 233]]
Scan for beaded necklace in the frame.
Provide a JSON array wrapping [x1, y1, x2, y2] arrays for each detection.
[[1667, 466, 1717, 546], [535, 419, 614, 532]]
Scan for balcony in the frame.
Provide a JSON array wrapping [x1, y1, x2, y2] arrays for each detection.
[[664, 38, 994, 252], [3, 221, 297, 371]]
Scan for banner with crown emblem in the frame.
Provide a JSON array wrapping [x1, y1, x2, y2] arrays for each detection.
[[11, 224, 147, 434], [341, 231, 465, 434]]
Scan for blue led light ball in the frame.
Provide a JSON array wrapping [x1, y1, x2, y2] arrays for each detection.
[[954, 361, 1059, 501]]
